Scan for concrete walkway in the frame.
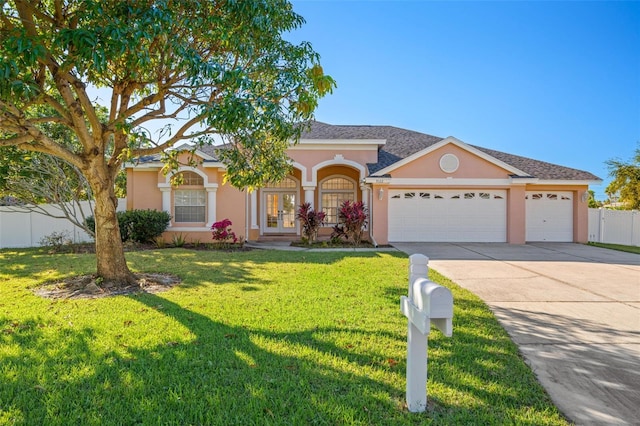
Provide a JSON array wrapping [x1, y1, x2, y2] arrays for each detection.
[[245, 240, 398, 252], [392, 242, 640, 426]]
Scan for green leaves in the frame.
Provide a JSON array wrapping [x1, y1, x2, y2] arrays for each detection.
[[605, 146, 640, 209]]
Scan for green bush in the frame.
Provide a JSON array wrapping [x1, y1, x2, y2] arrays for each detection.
[[85, 209, 171, 243]]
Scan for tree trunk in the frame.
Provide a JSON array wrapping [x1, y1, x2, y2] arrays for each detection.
[[90, 176, 136, 288]]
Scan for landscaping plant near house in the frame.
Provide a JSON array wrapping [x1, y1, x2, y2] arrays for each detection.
[[85, 210, 172, 244], [0, 248, 569, 425], [331, 200, 369, 245], [296, 202, 326, 244], [211, 219, 238, 247]]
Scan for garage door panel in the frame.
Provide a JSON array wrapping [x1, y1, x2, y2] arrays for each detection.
[[525, 192, 573, 242], [388, 189, 506, 242]]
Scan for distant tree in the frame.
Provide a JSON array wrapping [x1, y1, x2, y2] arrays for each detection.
[[587, 190, 602, 208], [0, 1, 334, 288], [0, 105, 121, 234], [605, 147, 640, 210], [0, 149, 95, 235]]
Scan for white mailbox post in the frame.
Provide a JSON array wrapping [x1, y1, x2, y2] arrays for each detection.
[[400, 254, 453, 413]]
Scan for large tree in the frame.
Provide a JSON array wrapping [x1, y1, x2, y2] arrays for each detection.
[[0, 0, 334, 287], [606, 147, 640, 210]]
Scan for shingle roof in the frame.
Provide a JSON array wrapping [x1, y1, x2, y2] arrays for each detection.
[[301, 121, 600, 181], [131, 122, 600, 182]]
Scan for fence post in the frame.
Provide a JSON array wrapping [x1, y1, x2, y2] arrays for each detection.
[[633, 210, 639, 247], [599, 208, 605, 244]]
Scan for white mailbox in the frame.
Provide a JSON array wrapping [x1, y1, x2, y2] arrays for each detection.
[[401, 254, 454, 413]]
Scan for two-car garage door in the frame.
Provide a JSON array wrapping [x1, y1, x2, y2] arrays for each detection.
[[388, 190, 507, 242]]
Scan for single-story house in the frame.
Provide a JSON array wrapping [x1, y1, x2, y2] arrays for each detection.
[[125, 121, 601, 245]]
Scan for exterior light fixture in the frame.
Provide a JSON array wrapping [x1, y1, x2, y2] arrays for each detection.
[[581, 191, 589, 203]]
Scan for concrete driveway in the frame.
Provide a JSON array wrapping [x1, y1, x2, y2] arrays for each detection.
[[392, 242, 640, 426]]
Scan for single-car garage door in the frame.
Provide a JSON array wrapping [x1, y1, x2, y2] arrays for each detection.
[[525, 191, 573, 242], [388, 190, 507, 242]]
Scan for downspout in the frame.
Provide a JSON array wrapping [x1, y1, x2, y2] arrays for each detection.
[[366, 183, 378, 248]]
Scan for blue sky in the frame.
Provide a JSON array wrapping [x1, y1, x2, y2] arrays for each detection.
[[289, 1, 640, 200]]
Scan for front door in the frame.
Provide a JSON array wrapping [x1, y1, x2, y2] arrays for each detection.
[[264, 192, 297, 233]]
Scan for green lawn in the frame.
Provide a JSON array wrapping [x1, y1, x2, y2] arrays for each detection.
[[0, 248, 568, 425], [588, 242, 640, 255]]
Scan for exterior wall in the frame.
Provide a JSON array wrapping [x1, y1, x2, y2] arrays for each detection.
[[127, 143, 593, 244], [127, 169, 162, 210], [127, 160, 246, 243], [288, 149, 376, 185], [507, 186, 527, 244], [391, 144, 510, 179], [371, 183, 390, 245]]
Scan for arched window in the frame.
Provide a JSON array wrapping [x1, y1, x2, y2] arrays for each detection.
[[265, 177, 297, 189], [320, 176, 356, 225], [178, 171, 203, 186], [174, 171, 205, 223]]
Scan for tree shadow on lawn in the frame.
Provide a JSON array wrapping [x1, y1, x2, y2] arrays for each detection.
[[1, 249, 568, 424], [1, 293, 568, 425], [0, 295, 408, 425], [125, 249, 408, 290]]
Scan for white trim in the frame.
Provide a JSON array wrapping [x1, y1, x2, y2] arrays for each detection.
[[290, 144, 381, 151], [509, 177, 539, 185], [165, 227, 210, 232], [124, 160, 226, 169], [310, 154, 367, 186], [201, 162, 226, 169], [165, 166, 210, 185], [296, 138, 385, 146], [365, 176, 599, 187], [291, 161, 309, 186], [250, 191, 258, 229], [533, 179, 602, 186], [439, 153, 459, 173], [205, 187, 217, 227], [366, 178, 515, 186], [374, 136, 529, 177], [124, 163, 162, 170]]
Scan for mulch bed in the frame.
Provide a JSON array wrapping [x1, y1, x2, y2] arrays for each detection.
[[34, 273, 182, 300]]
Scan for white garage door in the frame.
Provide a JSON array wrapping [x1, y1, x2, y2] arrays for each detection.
[[526, 191, 573, 242], [388, 190, 507, 242]]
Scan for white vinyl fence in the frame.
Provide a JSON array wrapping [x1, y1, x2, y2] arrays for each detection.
[[0, 199, 126, 249], [588, 208, 640, 247]]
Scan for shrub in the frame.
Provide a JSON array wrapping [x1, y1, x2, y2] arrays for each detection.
[[171, 233, 187, 247], [85, 209, 171, 243], [211, 218, 237, 245], [39, 230, 72, 252], [296, 202, 326, 245], [331, 200, 368, 245]]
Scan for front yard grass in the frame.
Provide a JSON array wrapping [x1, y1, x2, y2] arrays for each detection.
[[0, 248, 568, 425], [588, 242, 640, 255]]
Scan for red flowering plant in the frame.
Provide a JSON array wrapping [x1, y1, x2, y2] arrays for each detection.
[[296, 202, 326, 245], [211, 218, 238, 246], [331, 200, 368, 246]]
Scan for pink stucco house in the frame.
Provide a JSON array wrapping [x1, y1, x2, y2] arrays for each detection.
[[125, 121, 600, 245]]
